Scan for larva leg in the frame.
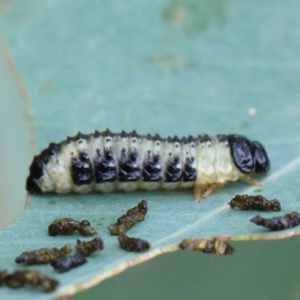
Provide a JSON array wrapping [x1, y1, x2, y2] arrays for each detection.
[[241, 176, 262, 186], [203, 182, 227, 198], [194, 183, 208, 202]]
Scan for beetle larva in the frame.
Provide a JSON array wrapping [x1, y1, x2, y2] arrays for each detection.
[[179, 238, 234, 255], [15, 245, 72, 265], [250, 212, 300, 231], [26, 130, 270, 201], [228, 195, 281, 211]]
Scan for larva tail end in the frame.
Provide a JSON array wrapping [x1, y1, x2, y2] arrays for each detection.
[[26, 176, 41, 194]]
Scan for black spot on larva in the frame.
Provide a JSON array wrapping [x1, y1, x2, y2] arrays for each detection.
[[146, 134, 152, 140], [142, 154, 163, 182], [34, 150, 48, 173], [104, 128, 114, 137], [217, 135, 227, 143], [48, 143, 60, 156], [252, 141, 270, 174], [167, 136, 172, 143], [40, 148, 50, 165], [227, 135, 254, 174], [153, 133, 161, 141], [183, 157, 197, 181], [26, 177, 42, 193], [188, 135, 195, 143], [71, 151, 94, 186], [199, 134, 211, 143], [94, 130, 101, 138], [94, 149, 117, 182], [76, 132, 86, 141], [165, 156, 182, 182], [118, 148, 141, 182], [172, 135, 180, 143], [121, 130, 127, 138], [131, 130, 139, 139], [26, 149, 49, 193]]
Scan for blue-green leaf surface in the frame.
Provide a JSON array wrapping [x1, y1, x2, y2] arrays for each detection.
[[1, 0, 300, 299]]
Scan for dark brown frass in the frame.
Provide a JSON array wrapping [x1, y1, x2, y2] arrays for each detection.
[[0, 270, 8, 286], [51, 254, 87, 273], [15, 245, 72, 265], [108, 200, 148, 235], [76, 238, 104, 257], [48, 218, 97, 236], [250, 211, 300, 231], [228, 195, 281, 211], [118, 235, 150, 252], [0, 269, 58, 292], [179, 238, 234, 255]]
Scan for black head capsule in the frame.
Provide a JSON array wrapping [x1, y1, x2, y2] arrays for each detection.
[[227, 135, 270, 175], [227, 135, 254, 174], [252, 141, 270, 174]]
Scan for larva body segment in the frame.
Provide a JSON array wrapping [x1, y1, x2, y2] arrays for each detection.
[[26, 130, 270, 200]]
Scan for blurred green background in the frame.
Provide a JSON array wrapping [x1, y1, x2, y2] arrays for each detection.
[[1, 0, 300, 299]]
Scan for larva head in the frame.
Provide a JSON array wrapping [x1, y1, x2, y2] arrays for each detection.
[[227, 135, 270, 175], [251, 141, 270, 174]]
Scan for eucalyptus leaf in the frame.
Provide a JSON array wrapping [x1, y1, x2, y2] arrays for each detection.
[[1, 0, 300, 299]]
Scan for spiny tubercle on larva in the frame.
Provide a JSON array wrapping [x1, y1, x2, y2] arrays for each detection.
[[26, 130, 270, 201], [179, 238, 235, 255], [118, 235, 150, 252], [108, 200, 148, 235], [0, 269, 58, 292], [228, 194, 281, 211], [15, 245, 72, 265], [51, 254, 87, 273], [250, 212, 300, 231], [48, 218, 97, 236], [76, 238, 104, 257]]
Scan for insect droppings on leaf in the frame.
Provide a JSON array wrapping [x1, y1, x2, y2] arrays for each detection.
[[48, 218, 98, 236], [108, 200, 148, 235], [118, 235, 150, 252], [76, 238, 104, 257], [250, 212, 300, 231], [228, 195, 281, 211], [0, 270, 8, 286], [15, 245, 72, 265], [0, 269, 58, 292], [51, 254, 87, 273], [179, 238, 234, 255]]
